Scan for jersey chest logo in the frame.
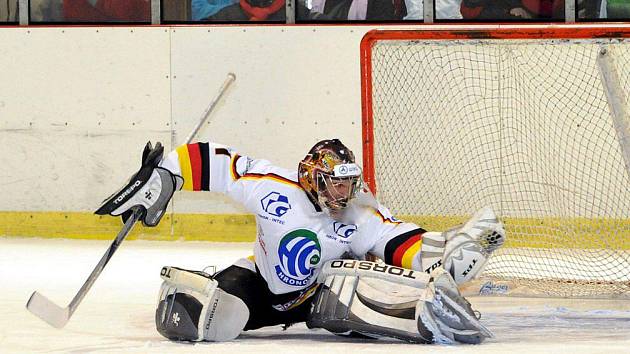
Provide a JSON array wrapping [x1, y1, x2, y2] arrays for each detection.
[[275, 229, 321, 286], [333, 222, 357, 238], [261, 192, 292, 217]]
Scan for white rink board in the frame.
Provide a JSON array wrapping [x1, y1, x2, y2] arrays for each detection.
[[0, 27, 172, 212], [1, 24, 629, 219], [168, 26, 367, 213], [0, 26, 374, 214]]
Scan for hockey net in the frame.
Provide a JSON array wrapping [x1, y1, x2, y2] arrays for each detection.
[[361, 25, 630, 298]]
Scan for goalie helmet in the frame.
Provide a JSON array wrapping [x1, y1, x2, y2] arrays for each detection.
[[298, 139, 362, 211]]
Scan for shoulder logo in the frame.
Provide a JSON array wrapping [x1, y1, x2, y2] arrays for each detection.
[[275, 229, 321, 286], [333, 222, 357, 238], [388, 215, 401, 223], [244, 157, 253, 173], [261, 192, 291, 217]]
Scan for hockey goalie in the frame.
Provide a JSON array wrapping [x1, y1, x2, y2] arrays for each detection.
[[97, 138, 506, 344]]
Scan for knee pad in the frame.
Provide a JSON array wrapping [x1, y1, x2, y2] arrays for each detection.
[[155, 266, 249, 342]]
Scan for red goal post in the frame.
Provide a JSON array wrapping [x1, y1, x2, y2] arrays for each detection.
[[359, 24, 630, 297]]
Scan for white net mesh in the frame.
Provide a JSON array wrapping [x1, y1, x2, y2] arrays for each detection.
[[367, 34, 630, 297]]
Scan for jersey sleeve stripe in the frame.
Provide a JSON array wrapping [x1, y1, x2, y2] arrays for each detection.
[[231, 154, 242, 180], [383, 228, 426, 265], [215, 148, 231, 156], [187, 143, 202, 191], [392, 235, 422, 268], [176, 144, 193, 191], [199, 142, 210, 191], [401, 239, 422, 269]]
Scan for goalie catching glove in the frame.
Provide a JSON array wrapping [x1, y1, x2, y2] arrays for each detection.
[[419, 207, 506, 285], [442, 206, 505, 284], [95, 141, 183, 227]]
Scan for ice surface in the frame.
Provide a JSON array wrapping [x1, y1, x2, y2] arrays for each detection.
[[2, 238, 629, 353]]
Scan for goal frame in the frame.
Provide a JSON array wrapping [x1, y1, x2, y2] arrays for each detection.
[[360, 24, 630, 194]]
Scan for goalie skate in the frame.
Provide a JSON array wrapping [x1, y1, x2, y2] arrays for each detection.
[[419, 269, 493, 344]]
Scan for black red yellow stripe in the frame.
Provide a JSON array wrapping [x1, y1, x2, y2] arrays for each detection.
[[200, 143, 210, 190], [384, 228, 426, 269], [176, 143, 210, 191], [230, 154, 242, 180]]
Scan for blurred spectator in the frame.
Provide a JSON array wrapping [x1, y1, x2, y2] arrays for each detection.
[[30, 0, 64, 21], [578, 0, 604, 18], [64, 0, 150, 22], [579, 0, 630, 19], [460, 0, 564, 20], [404, 0, 422, 19], [306, 0, 406, 20], [206, 0, 310, 21], [407, 0, 464, 19], [606, 0, 630, 18], [206, 0, 287, 20], [437, 0, 464, 19], [162, 0, 191, 21], [1, 0, 18, 22], [193, 0, 238, 20]]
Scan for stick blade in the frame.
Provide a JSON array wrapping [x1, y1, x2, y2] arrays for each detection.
[[26, 291, 70, 329]]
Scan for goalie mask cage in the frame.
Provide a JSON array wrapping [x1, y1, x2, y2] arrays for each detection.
[[361, 24, 630, 298]]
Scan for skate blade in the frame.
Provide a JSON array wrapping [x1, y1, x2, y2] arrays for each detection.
[[436, 289, 494, 338]]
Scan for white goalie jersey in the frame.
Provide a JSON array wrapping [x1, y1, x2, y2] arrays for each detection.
[[160, 141, 425, 295]]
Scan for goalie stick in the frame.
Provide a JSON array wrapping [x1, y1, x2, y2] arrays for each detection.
[[26, 72, 237, 329]]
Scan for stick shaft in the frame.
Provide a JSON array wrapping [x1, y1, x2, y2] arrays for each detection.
[[66, 208, 143, 316], [28, 72, 236, 328], [184, 73, 236, 144]]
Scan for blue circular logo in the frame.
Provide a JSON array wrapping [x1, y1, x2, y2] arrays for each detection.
[[275, 229, 321, 286]]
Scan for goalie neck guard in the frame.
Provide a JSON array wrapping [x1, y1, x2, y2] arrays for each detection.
[[298, 139, 362, 212]]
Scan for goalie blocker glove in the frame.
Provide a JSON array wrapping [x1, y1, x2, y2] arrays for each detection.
[[95, 141, 183, 227]]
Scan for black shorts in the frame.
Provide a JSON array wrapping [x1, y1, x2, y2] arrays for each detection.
[[213, 265, 316, 331]]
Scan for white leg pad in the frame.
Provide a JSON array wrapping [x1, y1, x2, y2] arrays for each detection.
[[308, 260, 493, 344], [156, 266, 249, 342], [308, 260, 436, 343]]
